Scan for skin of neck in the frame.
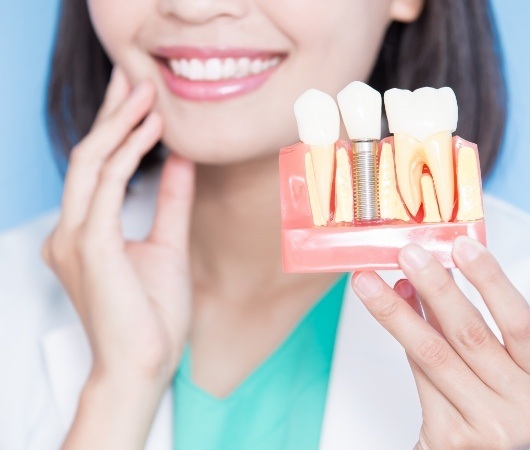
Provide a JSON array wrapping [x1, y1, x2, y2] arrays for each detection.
[[190, 151, 339, 306], [187, 150, 341, 395]]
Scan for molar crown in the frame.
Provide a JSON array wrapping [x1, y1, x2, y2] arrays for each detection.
[[384, 87, 458, 142], [294, 89, 340, 145]]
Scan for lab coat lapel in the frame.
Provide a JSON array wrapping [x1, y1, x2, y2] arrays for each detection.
[[320, 272, 422, 450], [41, 320, 174, 450]]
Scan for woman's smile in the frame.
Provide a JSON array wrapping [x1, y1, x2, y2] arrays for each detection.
[[154, 46, 287, 100]]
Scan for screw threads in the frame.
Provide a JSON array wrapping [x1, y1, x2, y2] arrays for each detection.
[[352, 141, 380, 222]]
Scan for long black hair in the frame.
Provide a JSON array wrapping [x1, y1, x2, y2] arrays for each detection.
[[47, 0, 506, 177]]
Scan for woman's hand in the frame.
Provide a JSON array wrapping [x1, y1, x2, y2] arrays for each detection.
[[42, 67, 195, 449], [351, 236, 530, 450]]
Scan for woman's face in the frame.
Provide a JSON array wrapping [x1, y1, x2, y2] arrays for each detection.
[[87, 0, 422, 164]]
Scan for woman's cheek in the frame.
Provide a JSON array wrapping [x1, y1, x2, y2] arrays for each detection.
[[86, 0, 143, 68]]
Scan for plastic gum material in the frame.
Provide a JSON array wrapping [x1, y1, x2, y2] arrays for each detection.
[[279, 136, 486, 272]]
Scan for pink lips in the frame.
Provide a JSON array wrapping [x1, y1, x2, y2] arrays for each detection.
[[155, 46, 284, 101]]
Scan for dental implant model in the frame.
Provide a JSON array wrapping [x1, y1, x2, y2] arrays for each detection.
[[337, 82, 381, 223], [279, 83, 485, 272]]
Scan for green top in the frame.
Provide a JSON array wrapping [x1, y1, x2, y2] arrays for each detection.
[[172, 274, 349, 450]]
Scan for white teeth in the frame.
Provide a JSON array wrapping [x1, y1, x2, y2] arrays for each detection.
[[337, 81, 382, 140], [384, 87, 458, 142], [294, 89, 340, 146], [188, 59, 204, 81], [168, 56, 281, 81], [204, 58, 223, 81], [179, 59, 189, 78], [169, 59, 181, 76], [236, 57, 251, 78], [223, 58, 236, 79], [250, 59, 262, 74]]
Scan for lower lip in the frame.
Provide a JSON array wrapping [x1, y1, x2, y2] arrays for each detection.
[[158, 60, 281, 101]]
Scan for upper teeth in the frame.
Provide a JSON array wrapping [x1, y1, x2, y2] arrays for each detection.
[[337, 81, 382, 140], [384, 87, 458, 142], [169, 56, 281, 81]]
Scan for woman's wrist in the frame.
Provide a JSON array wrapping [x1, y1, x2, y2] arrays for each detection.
[[62, 368, 168, 450]]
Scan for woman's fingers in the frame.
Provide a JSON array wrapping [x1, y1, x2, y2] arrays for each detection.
[[452, 236, 530, 374], [58, 80, 156, 232], [398, 244, 523, 394], [82, 112, 163, 240], [394, 280, 464, 422], [147, 154, 195, 253], [352, 271, 490, 421], [93, 66, 132, 126]]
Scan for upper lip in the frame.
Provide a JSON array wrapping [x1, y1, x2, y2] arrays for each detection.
[[153, 46, 286, 60]]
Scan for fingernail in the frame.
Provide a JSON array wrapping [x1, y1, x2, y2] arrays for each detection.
[[453, 235, 484, 263], [394, 279, 414, 300], [400, 244, 431, 271], [352, 272, 381, 298], [394, 279, 422, 316]]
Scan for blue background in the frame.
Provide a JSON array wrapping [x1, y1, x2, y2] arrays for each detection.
[[1, 0, 529, 233]]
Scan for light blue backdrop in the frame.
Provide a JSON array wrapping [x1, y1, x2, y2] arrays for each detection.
[[1, 0, 529, 233]]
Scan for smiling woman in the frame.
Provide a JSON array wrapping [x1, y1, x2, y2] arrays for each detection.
[[2, 0, 530, 449]]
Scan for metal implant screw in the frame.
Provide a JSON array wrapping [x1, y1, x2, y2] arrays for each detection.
[[352, 140, 380, 222]]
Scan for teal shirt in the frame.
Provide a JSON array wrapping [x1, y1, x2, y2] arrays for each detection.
[[172, 274, 348, 450]]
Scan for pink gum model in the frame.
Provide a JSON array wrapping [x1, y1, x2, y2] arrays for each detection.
[[279, 136, 486, 273]]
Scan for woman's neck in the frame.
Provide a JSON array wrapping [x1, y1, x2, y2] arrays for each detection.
[[187, 152, 341, 396], [189, 152, 337, 303]]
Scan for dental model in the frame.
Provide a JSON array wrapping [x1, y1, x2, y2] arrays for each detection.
[[279, 83, 486, 272], [337, 81, 381, 222], [294, 89, 340, 225], [384, 87, 457, 222]]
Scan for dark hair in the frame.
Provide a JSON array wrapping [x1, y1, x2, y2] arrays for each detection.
[[47, 0, 506, 177]]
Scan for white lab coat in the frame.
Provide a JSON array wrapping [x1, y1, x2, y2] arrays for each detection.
[[1, 167, 530, 450]]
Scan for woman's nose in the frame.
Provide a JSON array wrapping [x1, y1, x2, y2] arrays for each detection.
[[158, 0, 248, 24]]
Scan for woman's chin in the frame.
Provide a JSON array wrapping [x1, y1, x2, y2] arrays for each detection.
[[160, 133, 287, 166]]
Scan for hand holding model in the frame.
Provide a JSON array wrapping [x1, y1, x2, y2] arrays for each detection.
[[41, 67, 195, 450], [354, 241, 530, 450], [284, 82, 530, 448]]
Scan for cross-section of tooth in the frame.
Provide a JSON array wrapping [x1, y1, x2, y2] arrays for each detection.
[[385, 87, 458, 222], [378, 143, 410, 221], [334, 147, 354, 223], [456, 146, 484, 221], [295, 89, 340, 221], [305, 152, 327, 226], [393, 132, 454, 221], [421, 173, 442, 222]]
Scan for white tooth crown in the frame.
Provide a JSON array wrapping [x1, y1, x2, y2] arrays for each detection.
[[294, 89, 340, 146], [384, 87, 458, 142], [168, 56, 280, 82], [337, 81, 382, 140]]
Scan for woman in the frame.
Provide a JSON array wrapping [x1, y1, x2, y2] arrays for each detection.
[[1, 0, 530, 448]]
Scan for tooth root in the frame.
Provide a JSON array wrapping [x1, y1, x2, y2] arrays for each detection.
[[310, 144, 334, 220], [423, 132, 454, 222], [334, 147, 354, 223], [456, 146, 484, 221], [378, 143, 410, 221], [421, 174, 442, 223], [394, 134, 425, 217], [394, 132, 454, 222], [305, 152, 327, 226]]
